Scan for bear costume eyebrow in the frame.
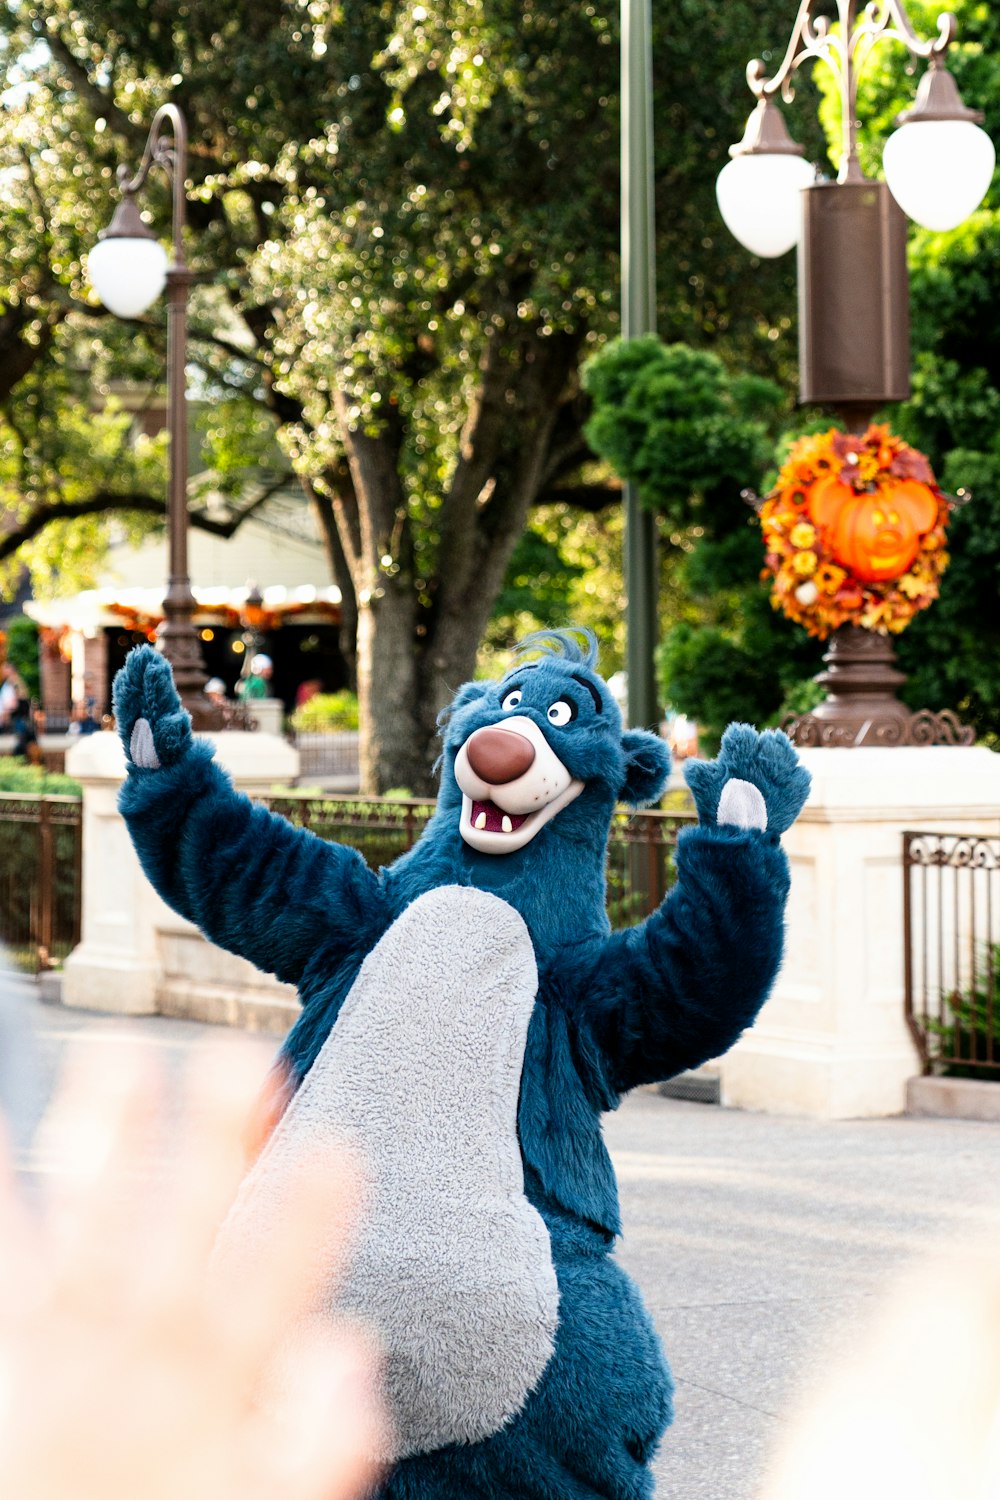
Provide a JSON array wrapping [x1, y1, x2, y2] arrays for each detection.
[[571, 673, 603, 713]]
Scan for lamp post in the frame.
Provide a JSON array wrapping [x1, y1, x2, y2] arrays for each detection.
[[87, 104, 222, 730], [716, 1, 992, 746], [621, 0, 659, 733]]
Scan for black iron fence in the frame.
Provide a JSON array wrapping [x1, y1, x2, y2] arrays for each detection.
[[0, 789, 695, 975], [904, 832, 1000, 1080], [265, 793, 695, 927], [0, 794, 83, 972]]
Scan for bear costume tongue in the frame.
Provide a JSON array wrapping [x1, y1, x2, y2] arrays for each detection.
[[472, 800, 528, 834]]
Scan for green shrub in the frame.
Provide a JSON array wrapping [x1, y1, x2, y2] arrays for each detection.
[[927, 943, 1000, 1081], [2, 616, 41, 701], [289, 691, 360, 733], [0, 758, 82, 795]]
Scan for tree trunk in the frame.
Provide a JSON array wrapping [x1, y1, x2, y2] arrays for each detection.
[[356, 581, 438, 794], [301, 473, 359, 691]]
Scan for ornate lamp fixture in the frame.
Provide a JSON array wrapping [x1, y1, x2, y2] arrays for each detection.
[[718, 3, 991, 747], [87, 105, 223, 731], [718, 3, 993, 249], [718, 2, 993, 421]]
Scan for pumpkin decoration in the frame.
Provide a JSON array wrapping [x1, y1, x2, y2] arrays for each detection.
[[759, 425, 952, 639], [807, 474, 939, 583]]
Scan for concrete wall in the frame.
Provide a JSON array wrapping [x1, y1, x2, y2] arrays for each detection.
[[719, 746, 1000, 1118], [61, 731, 301, 1034]]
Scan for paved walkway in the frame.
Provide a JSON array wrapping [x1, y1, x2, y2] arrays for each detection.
[[4, 963, 1000, 1499]]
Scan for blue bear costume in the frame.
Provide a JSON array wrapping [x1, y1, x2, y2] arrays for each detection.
[[113, 631, 809, 1500]]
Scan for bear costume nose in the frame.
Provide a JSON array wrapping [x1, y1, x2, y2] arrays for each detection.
[[466, 726, 536, 785]]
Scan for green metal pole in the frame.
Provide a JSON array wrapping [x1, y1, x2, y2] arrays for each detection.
[[621, 0, 659, 731]]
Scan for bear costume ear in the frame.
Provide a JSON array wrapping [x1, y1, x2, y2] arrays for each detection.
[[437, 679, 491, 730], [619, 730, 671, 807]]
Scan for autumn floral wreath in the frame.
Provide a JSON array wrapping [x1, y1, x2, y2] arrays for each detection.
[[759, 424, 951, 639]]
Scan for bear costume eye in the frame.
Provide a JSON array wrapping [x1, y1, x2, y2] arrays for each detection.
[[547, 699, 576, 727], [501, 688, 523, 711]]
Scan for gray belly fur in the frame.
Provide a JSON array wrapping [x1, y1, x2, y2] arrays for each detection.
[[215, 884, 559, 1459]]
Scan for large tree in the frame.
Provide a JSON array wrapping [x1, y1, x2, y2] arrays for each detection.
[[0, 0, 805, 789]]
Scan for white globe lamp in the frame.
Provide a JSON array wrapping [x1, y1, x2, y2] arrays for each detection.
[[716, 98, 815, 258], [87, 195, 168, 318], [883, 63, 996, 232]]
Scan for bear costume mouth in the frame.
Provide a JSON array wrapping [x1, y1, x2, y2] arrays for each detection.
[[470, 800, 529, 835], [455, 715, 586, 854]]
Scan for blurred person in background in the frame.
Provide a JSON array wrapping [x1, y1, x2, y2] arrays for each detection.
[[236, 653, 273, 702]]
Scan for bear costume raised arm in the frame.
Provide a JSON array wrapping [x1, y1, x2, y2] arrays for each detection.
[[114, 630, 809, 1500]]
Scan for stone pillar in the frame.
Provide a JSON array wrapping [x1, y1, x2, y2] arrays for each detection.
[[62, 730, 302, 1031], [39, 647, 71, 720], [719, 746, 1000, 1118], [245, 697, 285, 736], [82, 631, 109, 714]]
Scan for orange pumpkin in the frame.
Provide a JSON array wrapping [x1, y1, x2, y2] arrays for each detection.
[[806, 477, 938, 583]]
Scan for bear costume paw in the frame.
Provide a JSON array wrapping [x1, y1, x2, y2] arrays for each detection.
[[113, 645, 192, 771], [685, 723, 810, 835]]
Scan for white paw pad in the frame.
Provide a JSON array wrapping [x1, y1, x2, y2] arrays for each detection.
[[717, 777, 767, 831], [129, 718, 161, 770]]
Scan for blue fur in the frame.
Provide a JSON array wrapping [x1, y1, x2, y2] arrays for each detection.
[[685, 722, 810, 834], [113, 635, 807, 1500]]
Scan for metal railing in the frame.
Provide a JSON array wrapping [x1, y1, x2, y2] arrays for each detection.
[[288, 731, 360, 783], [0, 788, 694, 976], [904, 832, 1000, 1080], [0, 794, 83, 972], [265, 793, 695, 928]]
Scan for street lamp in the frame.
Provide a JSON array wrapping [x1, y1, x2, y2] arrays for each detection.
[[87, 103, 222, 730], [717, 2, 991, 746], [716, 2, 993, 424]]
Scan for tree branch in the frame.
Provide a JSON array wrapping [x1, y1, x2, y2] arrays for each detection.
[[0, 475, 294, 564], [190, 328, 269, 371], [0, 493, 164, 562], [332, 388, 406, 570], [0, 309, 64, 404], [45, 31, 139, 144], [532, 481, 619, 512]]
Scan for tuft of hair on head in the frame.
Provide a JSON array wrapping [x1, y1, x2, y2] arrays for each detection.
[[514, 627, 600, 671]]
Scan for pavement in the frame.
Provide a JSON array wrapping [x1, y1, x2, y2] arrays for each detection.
[[3, 961, 1000, 1499]]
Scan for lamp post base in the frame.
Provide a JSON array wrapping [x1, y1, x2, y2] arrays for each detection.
[[157, 615, 226, 732], [782, 626, 974, 747]]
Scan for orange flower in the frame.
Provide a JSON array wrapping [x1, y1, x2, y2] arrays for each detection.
[[816, 562, 847, 595], [761, 424, 951, 638]]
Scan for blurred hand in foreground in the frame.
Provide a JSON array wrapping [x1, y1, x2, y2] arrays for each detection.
[[0, 1043, 384, 1500], [760, 1246, 1000, 1500]]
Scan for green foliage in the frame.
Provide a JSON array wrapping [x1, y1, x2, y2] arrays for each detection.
[[0, 2, 811, 569], [582, 337, 787, 531], [2, 615, 40, 700], [289, 690, 360, 733], [0, 759, 81, 795], [925, 944, 1000, 1081], [484, 505, 627, 674], [658, 622, 779, 754]]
